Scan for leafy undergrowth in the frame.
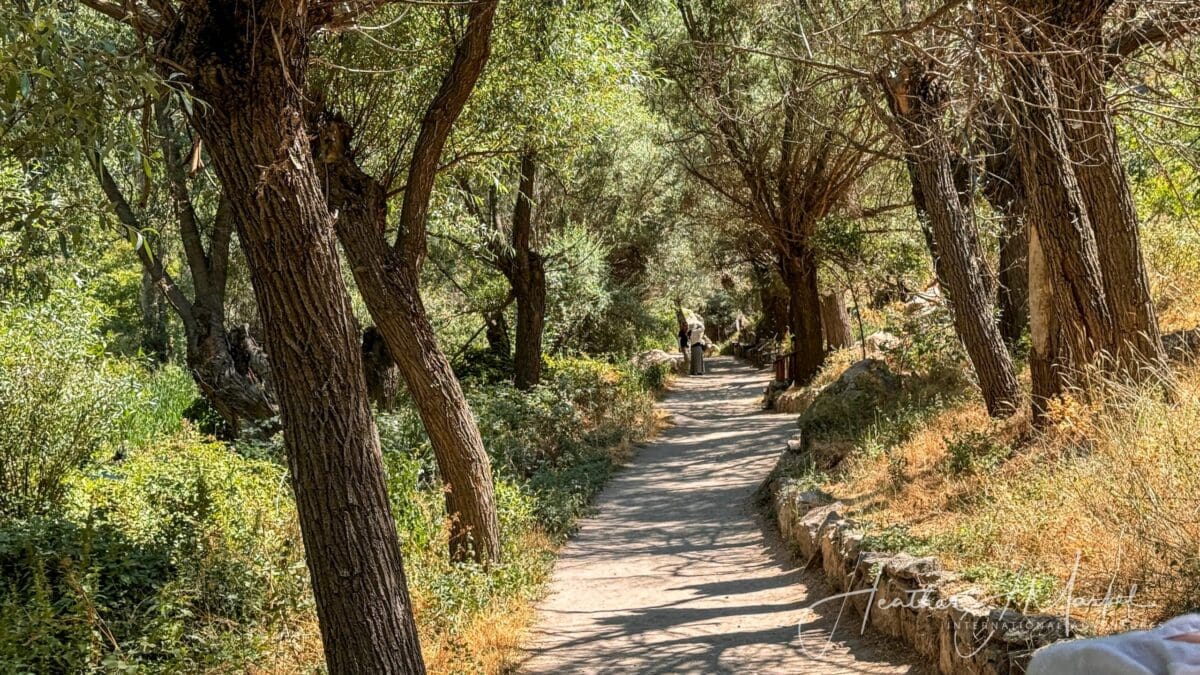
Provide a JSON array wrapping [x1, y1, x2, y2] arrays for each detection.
[[785, 313, 1200, 636], [0, 307, 673, 675]]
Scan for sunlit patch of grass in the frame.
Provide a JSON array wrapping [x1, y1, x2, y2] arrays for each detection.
[[822, 363, 1200, 634]]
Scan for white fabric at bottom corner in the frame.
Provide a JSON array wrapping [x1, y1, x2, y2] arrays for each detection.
[[1028, 615, 1200, 675]]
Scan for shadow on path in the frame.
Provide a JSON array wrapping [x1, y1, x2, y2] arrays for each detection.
[[518, 357, 925, 674]]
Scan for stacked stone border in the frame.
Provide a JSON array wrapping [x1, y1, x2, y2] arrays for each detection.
[[769, 477, 1073, 674]]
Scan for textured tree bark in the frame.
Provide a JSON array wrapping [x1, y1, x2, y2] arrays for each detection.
[[90, 151, 276, 433], [882, 65, 1022, 417], [1053, 16, 1165, 372], [161, 3, 425, 672], [981, 118, 1030, 346], [1008, 51, 1115, 407], [316, 117, 501, 564], [1028, 224, 1061, 420], [782, 246, 825, 385], [509, 153, 546, 391], [314, 0, 502, 564], [820, 291, 853, 351]]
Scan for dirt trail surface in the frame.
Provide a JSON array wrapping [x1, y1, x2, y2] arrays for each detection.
[[519, 357, 923, 674]]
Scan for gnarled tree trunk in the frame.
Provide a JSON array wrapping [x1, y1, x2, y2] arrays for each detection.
[[161, 3, 425, 671], [981, 117, 1030, 346], [1055, 15, 1165, 372], [316, 116, 501, 564], [883, 64, 1022, 417], [1008, 50, 1115, 411], [781, 244, 824, 384]]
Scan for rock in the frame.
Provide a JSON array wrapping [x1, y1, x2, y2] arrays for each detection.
[[632, 349, 682, 368], [1164, 328, 1200, 363], [786, 438, 804, 453], [863, 331, 902, 358], [797, 359, 903, 467], [905, 284, 943, 317], [884, 554, 942, 582]]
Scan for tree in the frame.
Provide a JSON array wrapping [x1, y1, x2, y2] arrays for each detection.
[[879, 61, 1023, 416], [820, 291, 853, 350], [88, 103, 277, 436], [662, 0, 890, 384], [313, 0, 503, 564], [989, 0, 1194, 412], [80, 0, 426, 670]]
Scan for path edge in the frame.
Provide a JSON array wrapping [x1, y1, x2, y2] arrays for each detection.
[[766, 452, 1074, 675]]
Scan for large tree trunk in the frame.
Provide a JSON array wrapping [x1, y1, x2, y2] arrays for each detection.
[[883, 65, 1022, 417], [1054, 14, 1165, 372], [1008, 50, 1115, 411], [313, 0, 502, 564], [510, 153, 546, 391], [316, 118, 501, 564], [1028, 224, 1061, 419], [981, 117, 1030, 346], [164, 4, 425, 672], [781, 245, 824, 384], [820, 291, 853, 351]]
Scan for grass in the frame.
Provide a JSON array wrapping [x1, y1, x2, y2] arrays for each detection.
[[803, 351, 1200, 634]]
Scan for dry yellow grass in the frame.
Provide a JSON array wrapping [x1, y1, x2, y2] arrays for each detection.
[[822, 362, 1200, 635]]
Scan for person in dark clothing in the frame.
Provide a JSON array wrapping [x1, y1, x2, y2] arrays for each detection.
[[688, 322, 706, 376]]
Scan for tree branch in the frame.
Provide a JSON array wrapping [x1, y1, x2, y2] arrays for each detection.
[[86, 150, 197, 332], [394, 0, 499, 269], [79, 0, 167, 36]]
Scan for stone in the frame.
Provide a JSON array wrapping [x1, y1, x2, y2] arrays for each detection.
[[863, 330, 902, 358], [632, 349, 683, 369], [885, 554, 942, 582], [797, 359, 904, 467]]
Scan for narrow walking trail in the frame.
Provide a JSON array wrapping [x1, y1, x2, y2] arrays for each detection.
[[519, 357, 922, 674]]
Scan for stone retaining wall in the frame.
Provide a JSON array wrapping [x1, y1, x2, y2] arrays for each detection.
[[772, 481, 1073, 674]]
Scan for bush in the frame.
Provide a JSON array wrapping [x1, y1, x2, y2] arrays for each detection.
[[943, 430, 1010, 477], [0, 432, 307, 672], [0, 296, 122, 518]]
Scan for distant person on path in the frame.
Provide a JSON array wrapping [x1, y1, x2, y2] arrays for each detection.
[[688, 321, 706, 376], [678, 326, 690, 364]]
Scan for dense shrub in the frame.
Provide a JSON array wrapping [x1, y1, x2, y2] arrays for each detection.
[[0, 432, 307, 671], [0, 296, 122, 518]]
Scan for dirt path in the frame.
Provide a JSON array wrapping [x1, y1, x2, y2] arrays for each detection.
[[518, 357, 923, 674]]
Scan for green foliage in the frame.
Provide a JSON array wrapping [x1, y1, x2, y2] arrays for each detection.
[[0, 295, 120, 518], [961, 564, 1060, 611], [943, 431, 1011, 477], [860, 525, 934, 557], [0, 432, 306, 672]]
